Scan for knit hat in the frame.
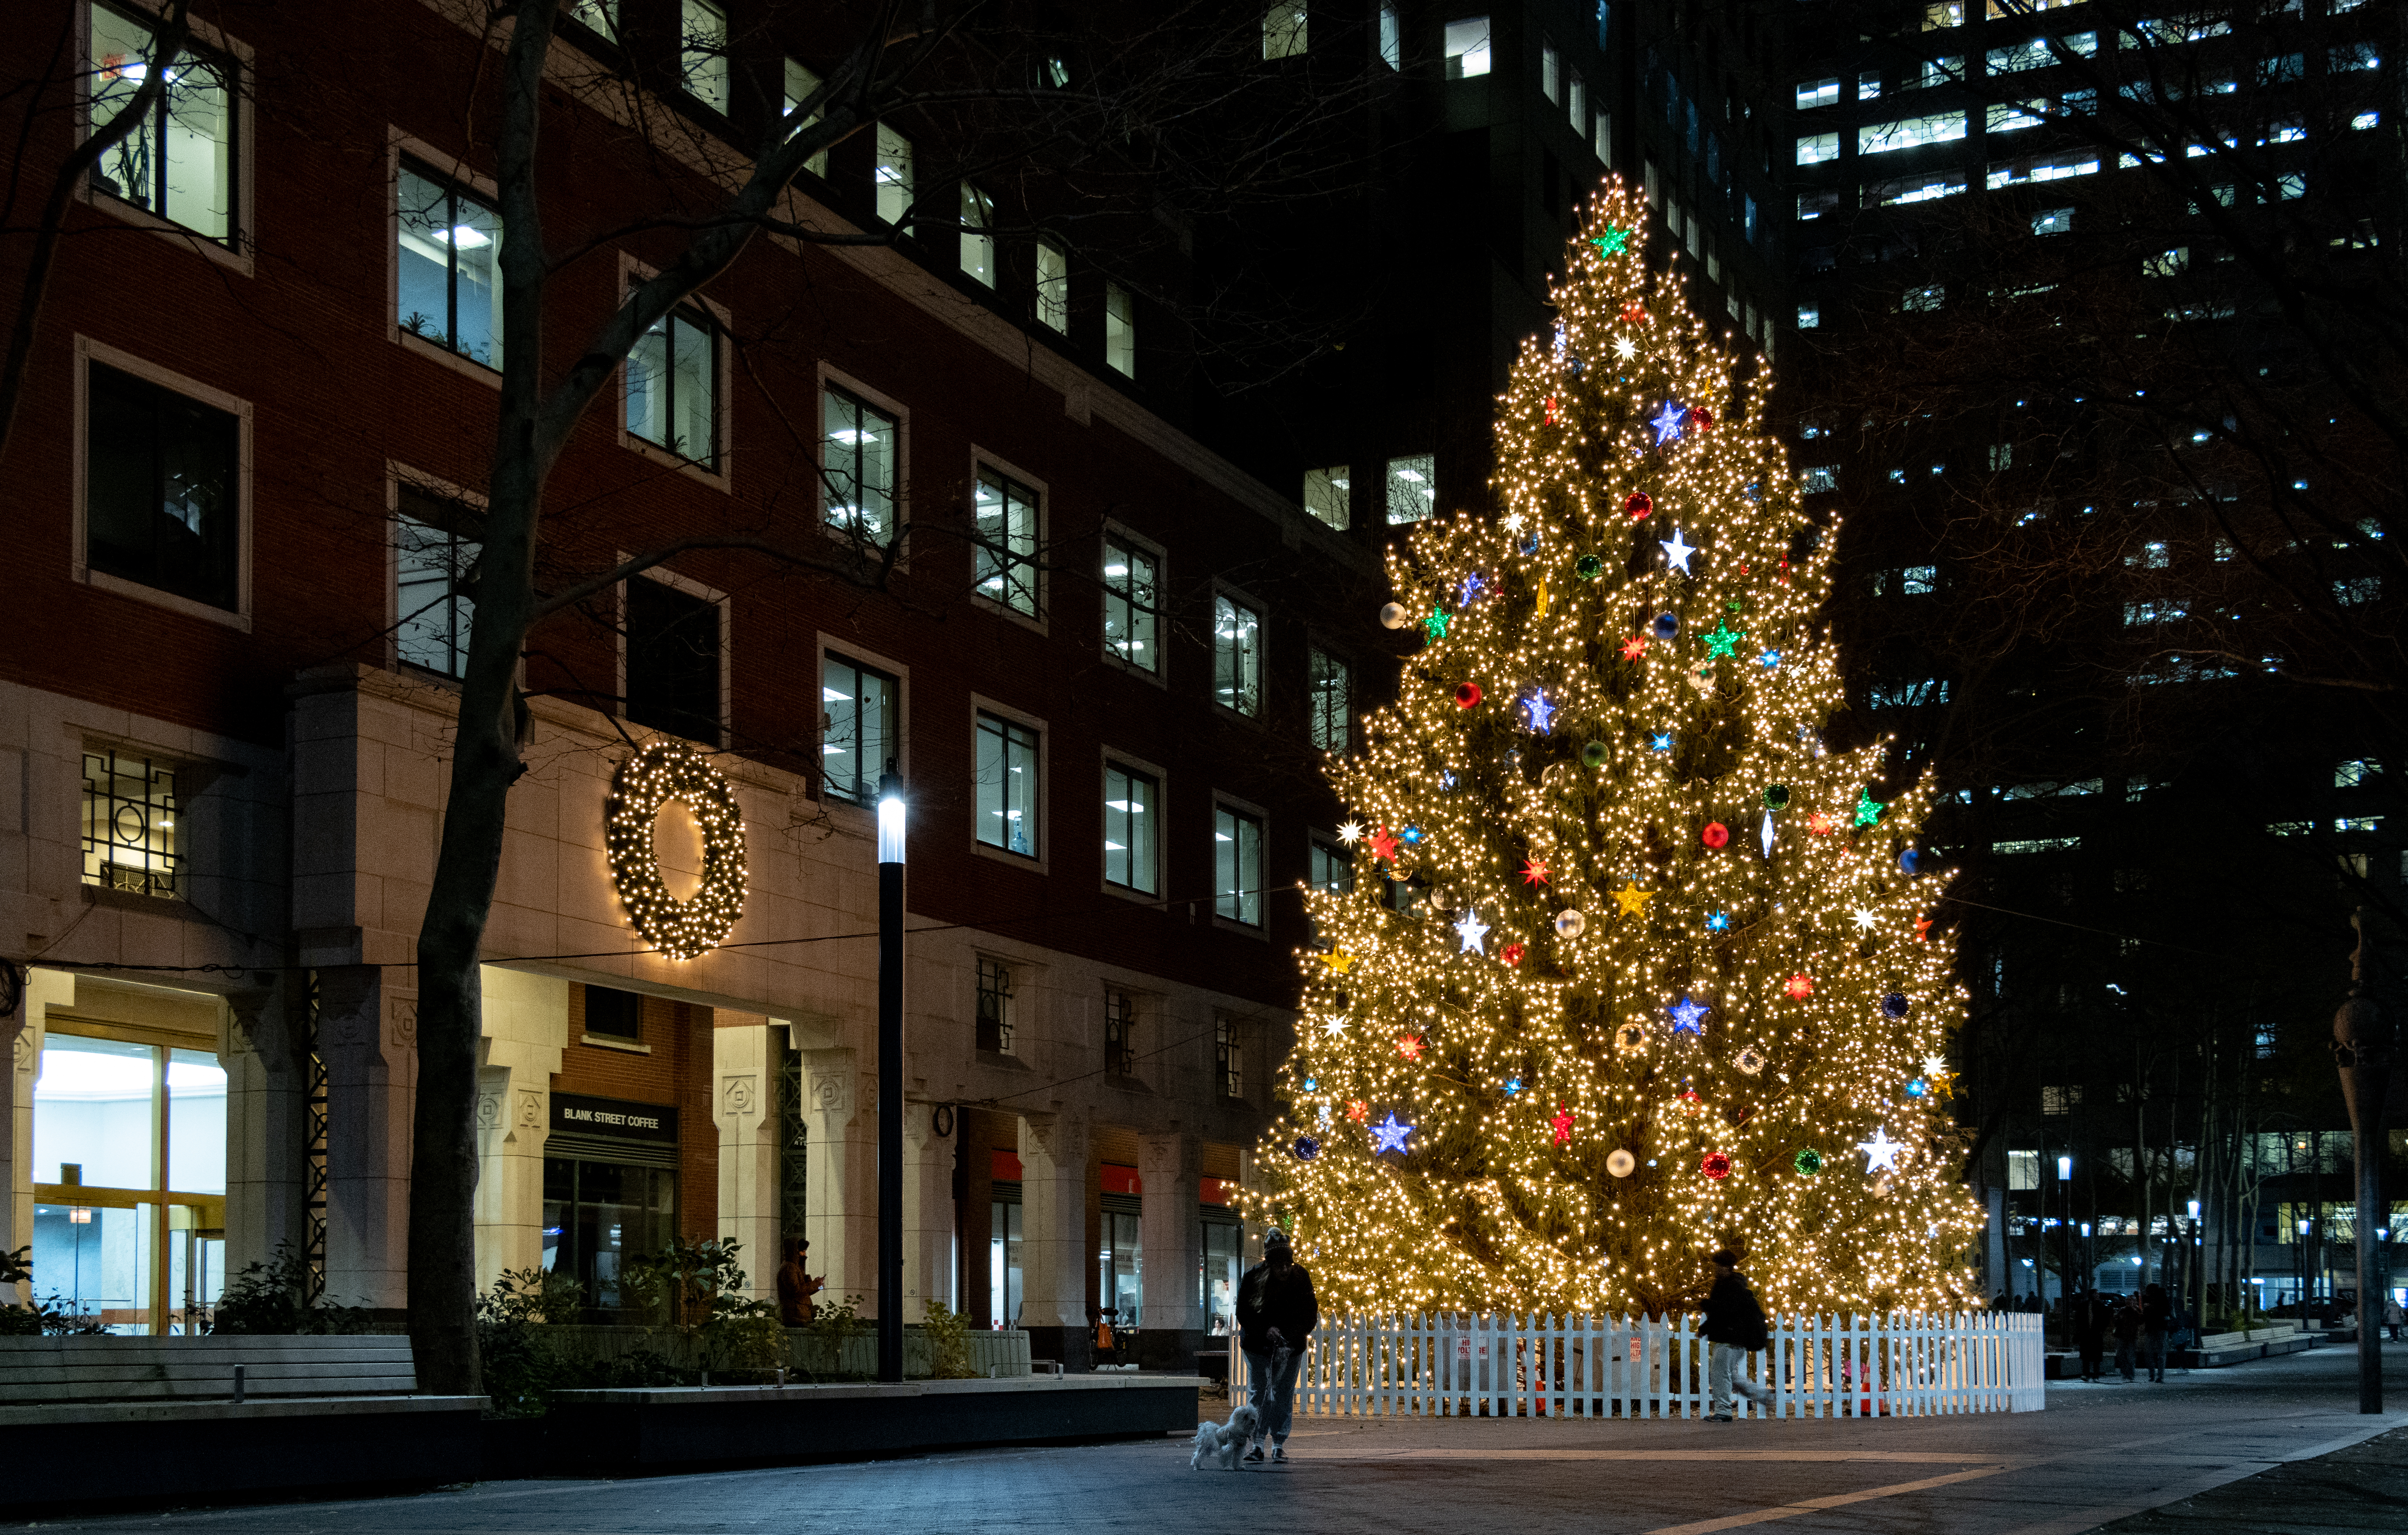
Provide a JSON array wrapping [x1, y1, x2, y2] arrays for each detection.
[[1263, 1228, 1291, 1253]]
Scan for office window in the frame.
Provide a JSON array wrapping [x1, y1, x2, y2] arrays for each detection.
[[1101, 536, 1159, 671], [583, 985, 642, 1042], [822, 652, 899, 804], [1308, 649, 1350, 752], [626, 306, 717, 468], [1386, 453, 1435, 524], [1913, 56, 1960, 90], [85, 361, 240, 612], [1035, 240, 1069, 332], [396, 486, 478, 678], [1216, 1016, 1245, 1098], [1796, 133, 1839, 165], [88, 4, 238, 243], [1264, 3, 1307, 59], [1309, 839, 1353, 894], [680, 0, 728, 111], [976, 957, 1014, 1053], [564, 0, 618, 38], [1542, 39, 1562, 103], [82, 748, 180, 898], [1214, 805, 1264, 926], [874, 124, 913, 226], [396, 164, 503, 367], [1105, 282, 1136, 376], [625, 577, 722, 742], [1797, 302, 1821, 329], [1379, 5, 1402, 70], [1859, 113, 1967, 154], [974, 712, 1039, 858], [1443, 17, 1492, 78], [1104, 990, 1137, 1075], [1302, 465, 1351, 530], [1103, 762, 1159, 893], [1797, 77, 1840, 109], [1859, 72, 1883, 101], [782, 60, 829, 175], [1594, 112, 1611, 162], [1568, 72, 1586, 132], [1213, 594, 1262, 716], [1924, 2, 1961, 28], [1800, 464, 1837, 492], [1901, 284, 1945, 312], [960, 183, 995, 286], [974, 466, 1038, 614], [822, 386, 898, 545]]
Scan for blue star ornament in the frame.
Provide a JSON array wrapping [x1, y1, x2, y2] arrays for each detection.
[[1462, 572, 1486, 602], [1651, 732, 1674, 752], [1523, 690, 1557, 733], [1651, 399, 1689, 445], [1668, 996, 1711, 1033], [1759, 650, 1781, 669], [1707, 911, 1730, 932], [1370, 1113, 1415, 1155]]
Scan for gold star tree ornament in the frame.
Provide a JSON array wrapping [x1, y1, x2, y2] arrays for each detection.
[[1246, 179, 1981, 1322]]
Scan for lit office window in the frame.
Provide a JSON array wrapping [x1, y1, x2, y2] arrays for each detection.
[[1105, 282, 1136, 376], [822, 652, 898, 804], [1101, 537, 1159, 671], [1035, 240, 1069, 332], [974, 466, 1038, 614], [1213, 594, 1262, 716], [1386, 453, 1435, 524], [396, 164, 503, 367], [974, 712, 1039, 857], [822, 386, 897, 544], [88, 4, 238, 243], [395, 487, 478, 678], [1302, 465, 1351, 530], [874, 124, 913, 226], [1443, 17, 1492, 78], [1214, 806, 1264, 926], [782, 60, 830, 174], [1263, 3, 1307, 59], [960, 182, 995, 286], [1379, 5, 1402, 69], [1308, 649, 1350, 752], [680, 0, 728, 111], [1103, 762, 1158, 893], [626, 307, 718, 467]]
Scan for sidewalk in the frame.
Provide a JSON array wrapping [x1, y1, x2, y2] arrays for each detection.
[[2080, 1423, 2408, 1534]]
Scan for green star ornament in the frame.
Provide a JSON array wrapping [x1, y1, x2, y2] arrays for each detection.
[[1702, 621, 1744, 659], [1424, 606, 1450, 641], [1853, 790, 1887, 828], [1590, 225, 1631, 256]]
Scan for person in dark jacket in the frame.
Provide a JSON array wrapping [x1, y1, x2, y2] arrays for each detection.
[[1699, 1249, 1774, 1421], [2139, 1284, 2171, 1382], [2111, 1294, 2143, 1380], [2068, 1288, 2113, 1382], [1234, 1228, 1318, 1463], [774, 1238, 820, 1328]]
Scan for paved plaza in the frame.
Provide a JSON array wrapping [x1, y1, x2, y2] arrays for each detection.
[[22, 1346, 2408, 1535]]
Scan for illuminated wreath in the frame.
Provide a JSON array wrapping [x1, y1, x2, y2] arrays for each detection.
[[606, 739, 748, 960]]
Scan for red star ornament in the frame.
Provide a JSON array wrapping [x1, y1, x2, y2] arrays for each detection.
[[1551, 1107, 1575, 1145], [1501, 942, 1526, 966], [1346, 1100, 1369, 1122], [1805, 812, 1836, 836], [1397, 1034, 1425, 1061], [1367, 828, 1402, 863], [1914, 914, 1935, 942], [1785, 973, 1814, 999], [1520, 858, 1551, 886], [1621, 635, 1648, 660]]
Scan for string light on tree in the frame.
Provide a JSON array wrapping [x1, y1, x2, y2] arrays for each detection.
[[1248, 178, 1978, 1321]]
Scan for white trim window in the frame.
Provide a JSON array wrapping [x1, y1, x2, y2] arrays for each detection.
[[875, 124, 913, 227], [822, 652, 900, 805], [564, 0, 619, 39], [1308, 648, 1350, 752], [623, 570, 727, 745], [680, 0, 728, 112], [974, 710, 1040, 858], [823, 384, 899, 545], [396, 483, 478, 678], [626, 305, 719, 469], [83, 352, 243, 616], [974, 464, 1039, 615], [1035, 239, 1069, 332], [1105, 282, 1136, 376], [396, 161, 503, 369], [960, 182, 995, 286], [1386, 453, 1434, 525], [1101, 534, 1159, 672], [782, 60, 829, 175], [87, 2, 242, 246], [1103, 761, 1159, 894], [1302, 465, 1350, 530], [1214, 803, 1265, 926], [1213, 592, 1262, 717]]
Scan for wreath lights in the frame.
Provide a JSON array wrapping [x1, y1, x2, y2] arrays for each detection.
[[606, 738, 749, 960]]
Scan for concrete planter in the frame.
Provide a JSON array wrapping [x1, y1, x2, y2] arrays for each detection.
[[545, 1325, 1030, 1379]]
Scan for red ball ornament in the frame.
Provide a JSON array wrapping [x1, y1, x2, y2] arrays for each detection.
[[1688, 407, 1715, 431], [1701, 1151, 1733, 1180], [1701, 822, 1730, 849], [1625, 491, 1653, 519], [1501, 942, 1526, 966], [1455, 682, 1483, 708]]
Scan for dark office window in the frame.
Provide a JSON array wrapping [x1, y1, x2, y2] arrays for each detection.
[[977, 957, 1014, 1054], [584, 985, 642, 1042], [1105, 989, 1136, 1075], [85, 362, 240, 611], [625, 577, 721, 741]]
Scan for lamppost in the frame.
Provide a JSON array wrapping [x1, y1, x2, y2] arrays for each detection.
[[2332, 908, 2389, 1414], [2188, 1198, 2203, 1333], [2058, 1154, 2075, 1319], [877, 769, 907, 1384]]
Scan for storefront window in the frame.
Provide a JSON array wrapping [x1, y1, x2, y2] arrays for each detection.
[[1201, 1219, 1242, 1332], [30, 1031, 226, 1332], [988, 1197, 1023, 1328], [541, 1157, 677, 1320], [1098, 1209, 1141, 1327]]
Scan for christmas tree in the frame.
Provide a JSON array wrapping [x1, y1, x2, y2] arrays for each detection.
[[1261, 181, 1983, 1321]]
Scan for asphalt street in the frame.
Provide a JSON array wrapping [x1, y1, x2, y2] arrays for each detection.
[[21, 1344, 2408, 1535]]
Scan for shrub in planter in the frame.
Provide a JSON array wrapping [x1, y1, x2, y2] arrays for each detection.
[[210, 1241, 374, 1335], [478, 1266, 585, 1416]]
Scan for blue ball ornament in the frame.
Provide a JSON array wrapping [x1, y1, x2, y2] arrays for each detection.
[[1882, 992, 1911, 1019], [1899, 848, 1922, 874], [1653, 612, 1680, 639], [1292, 1136, 1320, 1161]]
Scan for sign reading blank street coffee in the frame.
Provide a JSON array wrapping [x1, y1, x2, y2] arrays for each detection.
[[551, 1092, 679, 1146]]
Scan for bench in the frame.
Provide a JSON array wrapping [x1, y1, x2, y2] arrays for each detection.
[[0, 1334, 486, 1514]]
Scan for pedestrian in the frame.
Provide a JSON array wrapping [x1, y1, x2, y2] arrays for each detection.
[[2140, 1284, 2171, 1382], [2384, 1296, 2404, 1342], [2111, 1295, 2142, 1381], [2068, 1287, 2112, 1382], [1093, 1308, 1119, 1370], [1992, 1289, 2009, 1313], [1234, 1228, 1318, 1465], [1699, 1249, 1775, 1422], [774, 1236, 820, 1328]]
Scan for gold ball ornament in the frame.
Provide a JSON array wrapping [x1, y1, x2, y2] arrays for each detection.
[[606, 739, 749, 960]]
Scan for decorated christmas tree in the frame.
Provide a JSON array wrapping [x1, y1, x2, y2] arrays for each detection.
[[1259, 181, 1983, 1321]]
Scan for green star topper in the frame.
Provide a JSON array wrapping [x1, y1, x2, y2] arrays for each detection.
[[1424, 606, 1450, 641], [1590, 224, 1631, 257], [1702, 621, 1744, 659], [1853, 790, 1887, 828]]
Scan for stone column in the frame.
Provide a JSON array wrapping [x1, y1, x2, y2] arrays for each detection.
[[801, 1046, 875, 1312], [2, 968, 75, 1284], [221, 983, 307, 1276], [472, 968, 567, 1292], [1017, 1110, 1090, 1370], [318, 965, 415, 1314], [1138, 1129, 1203, 1369], [904, 1106, 957, 1317], [713, 1020, 777, 1301]]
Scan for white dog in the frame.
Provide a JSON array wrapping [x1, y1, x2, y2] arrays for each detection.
[[1189, 1403, 1262, 1470]]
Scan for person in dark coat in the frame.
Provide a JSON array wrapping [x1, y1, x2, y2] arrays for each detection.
[[1234, 1228, 1319, 1463], [2112, 1294, 2143, 1380], [2139, 1283, 2171, 1382], [1699, 1249, 1775, 1421], [2068, 1288, 2113, 1382], [774, 1237, 821, 1328]]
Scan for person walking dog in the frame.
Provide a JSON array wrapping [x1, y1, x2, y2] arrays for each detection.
[[1235, 1229, 1319, 1464], [1700, 1249, 1775, 1422]]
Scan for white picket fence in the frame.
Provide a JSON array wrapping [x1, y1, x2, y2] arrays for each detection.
[[1233, 1311, 2043, 1419]]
